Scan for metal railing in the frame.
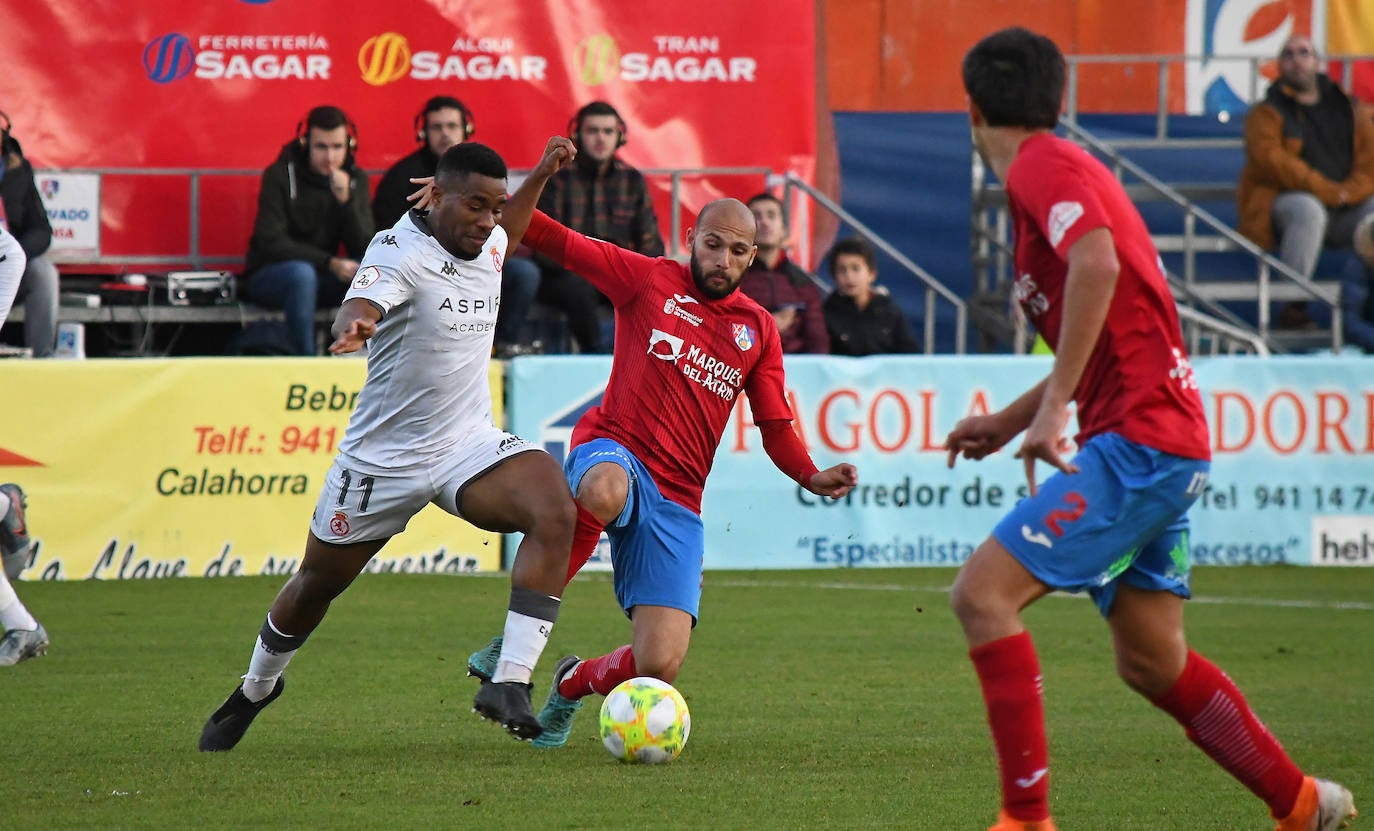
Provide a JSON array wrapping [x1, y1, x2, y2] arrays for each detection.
[[779, 173, 968, 354], [969, 120, 1344, 353], [1064, 52, 1371, 148]]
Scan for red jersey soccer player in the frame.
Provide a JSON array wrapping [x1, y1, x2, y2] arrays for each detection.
[[464, 143, 859, 749], [944, 28, 1355, 831]]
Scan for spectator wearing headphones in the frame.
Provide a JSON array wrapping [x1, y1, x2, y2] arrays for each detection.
[[244, 105, 373, 355], [531, 101, 664, 353], [0, 112, 59, 357]]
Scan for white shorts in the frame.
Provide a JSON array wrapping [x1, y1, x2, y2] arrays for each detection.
[[309, 424, 540, 544]]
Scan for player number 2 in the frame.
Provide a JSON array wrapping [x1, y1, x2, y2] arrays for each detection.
[[337, 469, 376, 512]]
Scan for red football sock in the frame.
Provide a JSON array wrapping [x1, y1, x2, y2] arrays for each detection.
[[970, 632, 1051, 822], [565, 503, 605, 586], [559, 644, 636, 699], [1150, 650, 1304, 818]]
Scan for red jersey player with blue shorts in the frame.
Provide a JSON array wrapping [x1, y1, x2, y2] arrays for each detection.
[[461, 151, 859, 749], [946, 28, 1355, 831]]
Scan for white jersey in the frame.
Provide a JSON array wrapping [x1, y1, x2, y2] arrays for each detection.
[[0, 227, 26, 328], [335, 211, 507, 473]]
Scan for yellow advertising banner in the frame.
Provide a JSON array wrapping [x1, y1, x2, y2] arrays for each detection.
[[1328, 0, 1374, 54], [0, 358, 504, 580]]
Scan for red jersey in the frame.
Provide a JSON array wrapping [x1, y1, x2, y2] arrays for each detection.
[[1006, 134, 1210, 460], [524, 211, 795, 513]]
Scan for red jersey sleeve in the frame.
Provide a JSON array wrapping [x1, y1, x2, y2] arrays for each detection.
[[523, 210, 657, 307], [1011, 147, 1113, 261]]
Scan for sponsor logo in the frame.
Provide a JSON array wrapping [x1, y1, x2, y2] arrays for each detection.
[[1014, 273, 1049, 317], [379, 234, 397, 247], [682, 343, 743, 401], [1311, 516, 1374, 566], [731, 322, 755, 352], [352, 265, 381, 290], [1169, 347, 1199, 391], [1046, 201, 1084, 248], [575, 33, 758, 86], [1014, 768, 1049, 789], [329, 511, 350, 537], [490, 245, 503, 272], [143, 31, 331, 83], [673, 293, 698, 305], [648, 328, 686, 362], [40, 179, 59, 199], [1021, 525, 1053, 548], [498, 435, 524, 454], [358, 32, 411, 86], [440, 261, 458, 276], [1184, 0, 1318, 115], [358, 32, 548, 86], [144, 33, 196, 84], [662, 296, 703, 326]]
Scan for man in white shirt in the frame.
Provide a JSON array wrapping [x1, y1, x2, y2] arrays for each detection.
[[200, 138, 581, 750]]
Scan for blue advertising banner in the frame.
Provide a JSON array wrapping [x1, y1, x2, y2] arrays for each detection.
[[508, 356, 1374, 570]]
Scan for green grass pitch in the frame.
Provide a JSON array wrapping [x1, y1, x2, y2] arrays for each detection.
[[4, 566, 1369, 830]]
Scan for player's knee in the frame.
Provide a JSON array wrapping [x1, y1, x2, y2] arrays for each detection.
[[528, 495, 577, 545], [576, 465, 629, 521], [635, 652, 684, 684], [1114, 650, 1170, 697]]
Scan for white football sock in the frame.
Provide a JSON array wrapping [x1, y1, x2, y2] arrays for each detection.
[[492, 607, 557, 684], [242, 614, 304, 702], [0, 570, 37, 632]]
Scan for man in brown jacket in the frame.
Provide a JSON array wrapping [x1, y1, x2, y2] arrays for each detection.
[[1237, 35, 1374, 327]]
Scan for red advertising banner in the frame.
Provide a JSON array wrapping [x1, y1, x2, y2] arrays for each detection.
[[2, 0, 815, 265]]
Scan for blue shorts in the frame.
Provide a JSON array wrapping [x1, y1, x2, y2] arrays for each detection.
[[565, 438, 704, 622], [992, 432, 1210, 617]]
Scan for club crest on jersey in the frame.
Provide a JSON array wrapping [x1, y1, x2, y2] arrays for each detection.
[[731, 323, 756, 352], [490, 245, 503, 272], [329, 511, 350, 537], [352, 265, 381, 290]]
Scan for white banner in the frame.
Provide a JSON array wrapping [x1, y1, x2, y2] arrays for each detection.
[[36, 172, 101, 257]]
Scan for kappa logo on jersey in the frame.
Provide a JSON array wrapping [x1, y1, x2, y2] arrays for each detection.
[[1046, 201, 1084, 248], [663, 295, 703, 326], [329, 511, 350, 537], [490, 245, 503, 272], [379, 234, 397, 247], [440, 261, 458, 276], [731, 323, 756, 352], [647, 328, 686, 362], [352, 265, 381, 290]]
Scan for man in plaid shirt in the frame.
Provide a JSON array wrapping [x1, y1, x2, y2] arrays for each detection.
[[533, 101, 665, 353]]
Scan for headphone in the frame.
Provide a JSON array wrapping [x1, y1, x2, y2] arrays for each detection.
[[295, 107, 359, 154], [414, 96, 475, 143], [568, 102, 628, 149]]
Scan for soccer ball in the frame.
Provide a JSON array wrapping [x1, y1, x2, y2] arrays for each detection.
[[599, 676, 691, 764]]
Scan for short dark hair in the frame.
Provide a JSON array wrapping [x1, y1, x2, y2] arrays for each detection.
[[826, 237, 877, 276], [305, 105, 350, 133], [574, 100, 623, 129], [746, 192, 787, 227], [422, 95, 471, 130], [436, 142, 507, 182], [962, 27, 1065, 130]]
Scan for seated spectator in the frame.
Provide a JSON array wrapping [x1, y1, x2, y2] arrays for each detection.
[[534, 101, 664, 353], [1340, 214, 1374, 352], [740, 193, 829, 353], [0, 114, 59, 357], [1238, 34, 1374, 329], [822, 237, 919, 356], [372, 96, 539, 357], [244, 106, 374, 355]]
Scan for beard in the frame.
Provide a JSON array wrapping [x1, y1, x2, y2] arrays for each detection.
[[690, 252, 737, 300]]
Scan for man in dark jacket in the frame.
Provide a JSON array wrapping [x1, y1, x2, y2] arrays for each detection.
[[0, 117, 58, 357], [822, 237, 919, 356], [739, 193, 829, 354], [372, 96, 540, 357], [1237, 35, 1374, 328], [533, 101, 664, 353], [245, 106, 373, 355]]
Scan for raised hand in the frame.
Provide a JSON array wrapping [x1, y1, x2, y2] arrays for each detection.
[[329, 317, 377, 355], [807, 463, 859, 499]]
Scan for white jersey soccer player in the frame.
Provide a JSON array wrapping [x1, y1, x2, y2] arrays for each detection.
[[0, 227, 25, 328], [308, 213, 535, 545], [200, 140, 581, 751]]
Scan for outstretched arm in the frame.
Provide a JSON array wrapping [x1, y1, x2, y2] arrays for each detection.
[[501, 137, 577, 259], [758, 419, 858, 499], [329, 298, 382, 354]]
